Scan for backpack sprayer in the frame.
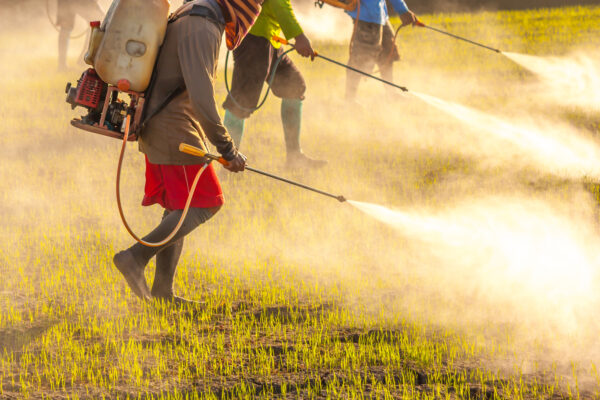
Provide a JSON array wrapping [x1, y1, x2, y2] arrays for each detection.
[[65, 0, 176, 247], [65, 0, 170, 141]]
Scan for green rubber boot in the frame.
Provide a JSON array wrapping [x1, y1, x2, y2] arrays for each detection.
[[223, 109, 245, 149], [281, 98, 327, 170]]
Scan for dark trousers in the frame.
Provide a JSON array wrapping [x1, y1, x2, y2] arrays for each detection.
[[223, 34, 306, 119], [346, 20, 399, 99]]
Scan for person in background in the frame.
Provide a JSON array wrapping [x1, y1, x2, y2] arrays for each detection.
[[345, 0, 418, 100], [221, 0, 327, 169], [112, 0, 262, 304], [56, 0, 104, 70]]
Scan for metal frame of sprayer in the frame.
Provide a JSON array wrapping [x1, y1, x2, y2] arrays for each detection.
[[66, 68, 143, 141]]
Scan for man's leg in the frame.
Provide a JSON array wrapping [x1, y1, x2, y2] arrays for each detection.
[[280, 98, 302, 155], [377, 21, 400, 95], [271, 51, 327, 169], [346, 20, 382, 101], [222, 34, 272, 150], [150, 210, 185, 301], [223, 110, 245, 149], [56, 0, 76, 70], [58, 28, 71, 70], [113, 207, 218, 301], [279, 99, 325, 169]]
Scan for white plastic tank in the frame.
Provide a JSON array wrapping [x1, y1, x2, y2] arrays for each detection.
[[93, 0, 170, 92]]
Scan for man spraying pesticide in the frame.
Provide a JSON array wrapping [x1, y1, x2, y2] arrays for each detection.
[[114, 0, 266, 304], [315, 0, 502, 100], [344, 0, 418, 101], [66, 0, 350, 305], [221, 0, 328, 169], [66, 0, 262, 303]]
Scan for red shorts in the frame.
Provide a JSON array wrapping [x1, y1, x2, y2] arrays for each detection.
[[142, 157, 224, 210]]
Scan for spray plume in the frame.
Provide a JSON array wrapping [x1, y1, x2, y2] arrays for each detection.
[[292, 2, 352, 42], [410, 91, 600, 179], [503, 51, 600, 108], [347, 197, 600, 350]]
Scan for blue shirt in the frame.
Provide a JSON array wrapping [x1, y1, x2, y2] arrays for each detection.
[[346, 0, 408, 25]]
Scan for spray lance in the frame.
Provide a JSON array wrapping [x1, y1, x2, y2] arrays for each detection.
[[272, 36, 410, 92], [229, 26, 499, 113], [178, 143, 347, 203], [412, 20, 502, 54], [272, 23, 502, 94]]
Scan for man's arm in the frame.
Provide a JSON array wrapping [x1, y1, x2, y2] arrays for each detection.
[[389, 0, 418, 26], [270, 0, 303, 41], [270, 0, 315, 58], [178, 20, 237, 162]]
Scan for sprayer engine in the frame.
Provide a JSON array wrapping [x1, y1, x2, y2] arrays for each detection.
[[65, 68, 144, 141]]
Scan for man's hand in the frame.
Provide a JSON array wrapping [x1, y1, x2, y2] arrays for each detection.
[[400, 10, 418, 26], [223, 152, 247, 173], [293, 33, 316, 60]]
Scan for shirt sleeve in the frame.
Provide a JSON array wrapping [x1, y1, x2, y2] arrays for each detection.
[[388, 0, 408, 15], [178, 19, 238, 161], [270, 0, 303, 40]]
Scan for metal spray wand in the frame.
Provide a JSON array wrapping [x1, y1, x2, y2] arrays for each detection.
[[179, 144, 347, 203]]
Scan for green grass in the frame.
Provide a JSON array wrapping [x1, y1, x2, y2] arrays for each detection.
[[1, 4, 600, 399]]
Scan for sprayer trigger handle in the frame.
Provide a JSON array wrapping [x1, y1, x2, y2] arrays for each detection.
[[272, 36, 289, 46], [218, 157, 229, 166]]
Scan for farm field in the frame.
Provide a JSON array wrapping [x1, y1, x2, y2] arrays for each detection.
[[1, 3, 600, 399]]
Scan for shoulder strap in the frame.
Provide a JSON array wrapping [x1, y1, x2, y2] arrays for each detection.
[[137, 86, 184, 133], [170, 4, 220, 23]]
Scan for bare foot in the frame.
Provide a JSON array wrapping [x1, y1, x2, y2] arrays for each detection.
[[113, 250, 151, 301]]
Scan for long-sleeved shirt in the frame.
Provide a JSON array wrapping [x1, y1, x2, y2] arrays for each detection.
[[248, 0, 303, 48], [139, 0, 237, 164], [346, 0, 408, 25]]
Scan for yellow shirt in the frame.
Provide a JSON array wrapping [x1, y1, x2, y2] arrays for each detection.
[[248, 0, 303, 48]]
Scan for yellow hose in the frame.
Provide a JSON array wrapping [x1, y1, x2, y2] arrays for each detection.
[[116, 115, 208, 247]]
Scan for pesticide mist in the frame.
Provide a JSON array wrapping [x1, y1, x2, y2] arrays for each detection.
[[348, 197, 600, 355], [411, 91, 600, 179], [503, 51, 600, 109]]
